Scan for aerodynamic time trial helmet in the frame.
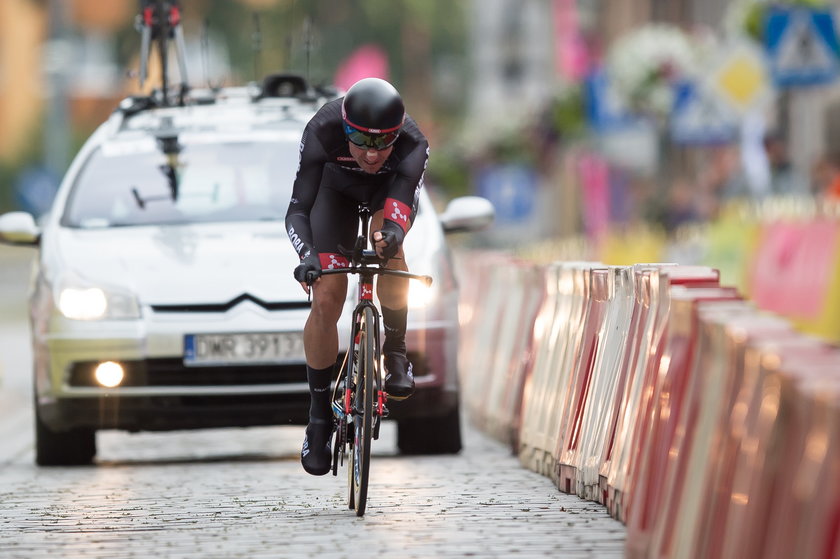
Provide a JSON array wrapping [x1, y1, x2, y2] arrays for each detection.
[[341, 78, 405, 150]]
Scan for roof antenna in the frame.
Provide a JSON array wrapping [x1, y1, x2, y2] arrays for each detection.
[[302, 15, 313, 82], [251, 13, 262, 82], [201, 18, 212, 89]]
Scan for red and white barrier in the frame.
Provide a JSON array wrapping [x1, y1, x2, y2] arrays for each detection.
[[456, 248, 840, 559]]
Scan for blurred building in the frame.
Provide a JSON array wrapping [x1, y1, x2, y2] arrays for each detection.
[[0, 0, 236, 178], [0, 0, 48, 165], [466, 0, 555, 137], [0, 0, 132, 171]]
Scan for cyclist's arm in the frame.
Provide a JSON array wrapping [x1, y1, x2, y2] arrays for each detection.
[[383, 138, 429, 236], [285, 127, 327, 260]]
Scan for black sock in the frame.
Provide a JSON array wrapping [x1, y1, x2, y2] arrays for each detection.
[[306, 364, 333, 420], [381, 305, 407, 355]]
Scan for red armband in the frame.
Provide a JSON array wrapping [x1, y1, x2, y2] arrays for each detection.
[[384, 198, 411, 233]]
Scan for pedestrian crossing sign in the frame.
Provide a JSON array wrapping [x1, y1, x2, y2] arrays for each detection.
[[765, 7, 840, 87], [670, 81, 739, 145]]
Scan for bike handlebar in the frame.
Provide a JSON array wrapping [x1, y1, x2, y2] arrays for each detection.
[[316, 265, 433, 287], [303, 242, 433, 288]]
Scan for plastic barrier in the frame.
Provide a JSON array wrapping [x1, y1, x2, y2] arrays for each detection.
[[518, 262, 566, 475], [611, 265, 724, 522], [596, 267, 655, 508], [519, 262, 600, 478], [481, 262, 545, 446], [464, 261, 514, 429], [458, 253, 515, 428], [604, 265, 670, 520], [643, 300, 753, 558], [454, 245, 840, 559], [784, 372, 840, 559], [623, 285, 741, 558], [554, 267, 612, 494], [713, 340, 839, 559], [655, 310, 797, 559], [575, 266, 635, 501], [759, 355, 840, 559], [455, 250, 505, 384]]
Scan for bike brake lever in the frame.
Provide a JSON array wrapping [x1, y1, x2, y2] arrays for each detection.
[[337, 244, 358, 261], [305, 270, 321, 302]]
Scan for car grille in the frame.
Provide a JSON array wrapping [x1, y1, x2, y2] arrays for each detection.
[[149, 293, 311, 313], [68, 359, 306, 387], [67, 351, 429, 388]]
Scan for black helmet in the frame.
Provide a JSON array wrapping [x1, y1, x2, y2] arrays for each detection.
[[342, 78, 405, 150]]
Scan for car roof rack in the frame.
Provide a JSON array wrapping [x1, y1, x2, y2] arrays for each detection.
[[259, 73, 310, 98], [256, 73, 341, 102]]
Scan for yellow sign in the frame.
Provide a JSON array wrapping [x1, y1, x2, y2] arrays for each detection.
[[708, 43, 773, 114]]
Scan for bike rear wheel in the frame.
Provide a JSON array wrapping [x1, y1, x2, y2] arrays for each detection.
[[349, 306, 375, 516]]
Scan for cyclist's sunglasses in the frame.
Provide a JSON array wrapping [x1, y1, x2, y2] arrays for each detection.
[[343, 122, 400, 150]]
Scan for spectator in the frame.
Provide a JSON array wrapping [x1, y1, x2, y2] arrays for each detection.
[[762, 131, 809, 197], [663, 176, 702, 233]]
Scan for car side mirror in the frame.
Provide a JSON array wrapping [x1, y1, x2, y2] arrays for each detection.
[[0, 212, 41, 246], [439, 196, 495, 234]]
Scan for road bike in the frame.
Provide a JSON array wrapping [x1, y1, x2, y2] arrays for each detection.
[[308, 203, 431, 516]]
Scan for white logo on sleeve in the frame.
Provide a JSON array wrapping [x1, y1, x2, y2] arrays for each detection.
[[327, 255, 342, 269], [390, 201, 408, 223]]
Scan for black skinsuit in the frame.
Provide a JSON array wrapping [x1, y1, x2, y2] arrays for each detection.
[[285, 97, 429, 269]]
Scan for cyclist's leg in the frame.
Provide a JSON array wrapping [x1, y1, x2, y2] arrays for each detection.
[[370, 205, 416, 399], [301, 184, 357, 475], [304, 275, 347, 370], [370, 208, 411, 304]]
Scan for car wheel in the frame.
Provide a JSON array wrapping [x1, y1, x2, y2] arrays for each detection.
[[397, 404, 462, 455], [34, 399, 96, 466]]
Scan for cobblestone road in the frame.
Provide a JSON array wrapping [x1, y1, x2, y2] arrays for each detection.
[[0, 246, 626, 558], [0, 414, 626, 558]]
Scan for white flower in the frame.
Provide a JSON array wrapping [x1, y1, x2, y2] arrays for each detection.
[[606, 24, 705, 118]]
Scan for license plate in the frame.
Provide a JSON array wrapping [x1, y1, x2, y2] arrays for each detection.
[[184, 332, 305, 365]]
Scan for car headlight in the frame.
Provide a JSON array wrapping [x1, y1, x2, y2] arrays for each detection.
[[344, 272, 438, 310], [407, 279, 438, 309], [55, 275, 141, 320]]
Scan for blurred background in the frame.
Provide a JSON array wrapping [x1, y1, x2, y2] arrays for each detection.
[[3, 0, 840, 263]]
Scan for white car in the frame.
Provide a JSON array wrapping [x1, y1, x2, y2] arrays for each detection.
[[0, 75, 494, 466]]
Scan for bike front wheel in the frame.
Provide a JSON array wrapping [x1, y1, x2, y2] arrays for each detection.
[[349, 306, 376, 516]]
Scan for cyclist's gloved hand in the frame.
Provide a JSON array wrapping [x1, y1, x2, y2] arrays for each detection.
[[294, 252, 322, 285], [374, 221, 405, 260]]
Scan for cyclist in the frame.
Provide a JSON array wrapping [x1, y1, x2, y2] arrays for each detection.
[[285, 77, 429, 475]]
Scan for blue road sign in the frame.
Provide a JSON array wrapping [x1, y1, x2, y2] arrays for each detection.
[[765, 7, 840, 87], [14, 166, 59, 217], [669, 81, 739, 145], [584, 67, 644, 133], [476, 164, 536, 225]]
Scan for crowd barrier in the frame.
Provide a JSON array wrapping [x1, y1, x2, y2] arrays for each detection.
[[456, 249, 840, 559], [523, 200, 840, 344]]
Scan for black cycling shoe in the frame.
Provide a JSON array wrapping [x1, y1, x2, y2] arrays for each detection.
[[301, 417, 333, 476], [383, 352, 414, 400]]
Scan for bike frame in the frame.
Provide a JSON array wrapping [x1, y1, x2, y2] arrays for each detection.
[[321, 202, 431, 414], [317, 203, 432, 513]]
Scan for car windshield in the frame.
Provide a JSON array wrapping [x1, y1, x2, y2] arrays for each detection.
[[61, 137, 297, 228]]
